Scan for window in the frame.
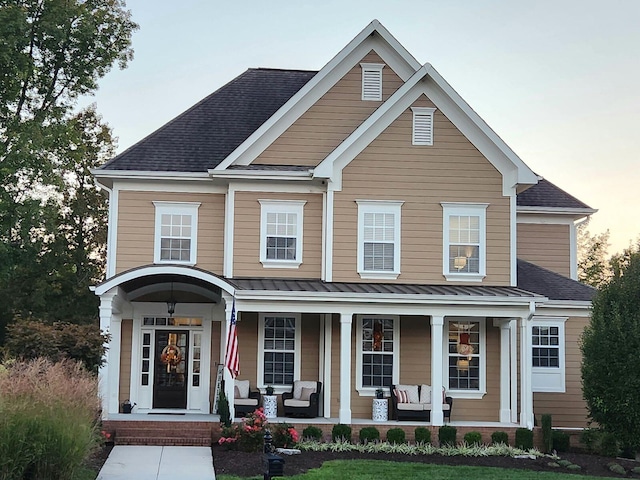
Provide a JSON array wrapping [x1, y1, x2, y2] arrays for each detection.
[[532, 317, 566, 393], [411, 107, 436, 145], [357, 316, 399, 394], [360, 63, 384, 101], [259, 200, 306, 268], [356, 200, 403, 279], [153, 202, 200, 264], [445, 318, 486, 398], [441, 203, 488, 281], [258, 314, 300, 390]]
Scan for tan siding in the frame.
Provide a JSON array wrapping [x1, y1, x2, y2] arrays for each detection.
[[116, 191, 225, 274], [254, 51, 404, 167], [518, 223, 571, 277], [534, 316, 589, 428], [333, 96, 510, 284], [235, 312, 259, 388], [119, 319, 133, 406], [399, 316, 431, 385], [300, 314, 321, 382], [233, 192, 323, 278]]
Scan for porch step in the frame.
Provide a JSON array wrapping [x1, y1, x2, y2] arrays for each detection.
[[103, 420, 218, 446]]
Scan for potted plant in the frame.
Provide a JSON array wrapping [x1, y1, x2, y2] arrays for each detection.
[[265, 385, 274, 396], [375, 388, 385, 399]]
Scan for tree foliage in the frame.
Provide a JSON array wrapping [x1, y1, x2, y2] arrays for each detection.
[[577, 221, 611, 288], [581, 243, 640, 451]]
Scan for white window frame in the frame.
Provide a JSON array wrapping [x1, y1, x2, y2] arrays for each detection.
[[356, 200, 403, 280], [257, 313, 301, 394], [360, 63, 384, 101], [531, 317, 567, 393], [411, 107, 436, 145], [441, 202, 488, 282], [259, 200, 306, 268], [356, 315, 400, 396], [444, 317, 486, 399], [153, 201, 200, 265]]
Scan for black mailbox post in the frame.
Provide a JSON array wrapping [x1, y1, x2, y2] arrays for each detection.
[[263, 430, 285, 479]]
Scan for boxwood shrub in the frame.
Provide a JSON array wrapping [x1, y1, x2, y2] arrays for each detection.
[[386, 428, 406, 444], [515, 428, 534, 450], [414, 426, 431, 444], [491, 431, 509, 445], [302, 425, 323, 441], [464, 431, 482, 446], [439, 425, 457, 447], [359, 426, 380, 444], [331, 424, 352, 442]]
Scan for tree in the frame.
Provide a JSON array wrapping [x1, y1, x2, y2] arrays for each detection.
[[581, 244, 640, 452], [577, 221, 611, 288]]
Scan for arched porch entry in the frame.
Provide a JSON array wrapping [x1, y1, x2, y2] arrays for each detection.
[[94, 265, 236, 416]]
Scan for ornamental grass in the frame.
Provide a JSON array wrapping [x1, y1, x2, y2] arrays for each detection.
[[0, 358, 101, 480]]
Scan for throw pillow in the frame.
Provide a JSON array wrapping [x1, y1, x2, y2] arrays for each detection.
[[299, 386, 315, 401], [394, 389, 410, 403], [234, 385, 242, 399]]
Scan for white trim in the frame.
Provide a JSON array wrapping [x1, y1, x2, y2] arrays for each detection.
[[531, 317, 567, 393], [103, 179, 226, 194], [444, 317, 487, 399], [361, 63, 384, 101], [259, 200, 306, 268], [339, 313, 353, 424], [430, 315, 445, 426], [224, 185, 235, 277], [517, 206, 597, 216], [441, 203, 488, 282], [324, 185, 335, 282], [510, 191, 517, 286], [107, 184, 118, 278], [153, 201, 201, 265], [570, 222, 578, 280], [411, 107, 436, 145], [228, 182, 325, 194], [209, 169, 313, 180], [517, 213, 586, 225], [355, 315, 400, 395], [92, 169, 211, 181], [356, 200, 403, 279], [257, 313, 301, 392], [322, 313, 332, 418]]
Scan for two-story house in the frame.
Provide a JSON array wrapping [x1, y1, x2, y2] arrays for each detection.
[[93, 20, 595, 435]]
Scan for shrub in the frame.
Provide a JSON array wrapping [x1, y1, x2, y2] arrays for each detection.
[[272, 423, 299, 448], [332, 424, 352, 442], [491, 431, 509, 445], [580, 427, 600, 453], [414, 426, 431, 444], [302, 426, 323, 441], [552, 430, 570, 452], [541, 414, 553, 453], [599, 432, 620, 457], [218, 389, 231, 427], [0, 358, 101, 479], [464, 431, 482, 446], [439, 425, 457, 447], [359, 426, 380, 444], [386, 428, 406, 444], [218, 408, 268, 452], [515, 428, 534, 450]]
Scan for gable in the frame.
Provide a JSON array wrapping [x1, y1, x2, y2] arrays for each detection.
[[252, 51, 404, 168]]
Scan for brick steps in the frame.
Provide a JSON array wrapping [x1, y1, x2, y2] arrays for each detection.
[[103, 420, 218, 446]]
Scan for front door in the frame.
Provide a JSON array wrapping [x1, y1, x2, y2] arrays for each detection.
[[153, 331, 189, 409]]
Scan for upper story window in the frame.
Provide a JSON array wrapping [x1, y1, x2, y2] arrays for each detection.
[[411, 107, 436, 145], [153, 201, 200, 265], [356, 200, 403, 280], [360, 63, 384, 101], [259, 200, 306, 268], [446, 317, 486, 399], [356, 315, 400, 395], [441, 203, 488, 282], [532, 317, 567, 393]]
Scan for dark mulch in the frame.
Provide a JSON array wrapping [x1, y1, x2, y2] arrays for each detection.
[[211, 445, 640, 478], [83, 444, 113, 473]]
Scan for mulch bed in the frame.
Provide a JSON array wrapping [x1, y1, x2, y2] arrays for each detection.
[[211, 445, 640, 478]]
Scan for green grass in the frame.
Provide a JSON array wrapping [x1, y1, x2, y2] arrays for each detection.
[[217, 459, 614, 480]]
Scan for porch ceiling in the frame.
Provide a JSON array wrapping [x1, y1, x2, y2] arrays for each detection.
[[121, 274, 221, 303]]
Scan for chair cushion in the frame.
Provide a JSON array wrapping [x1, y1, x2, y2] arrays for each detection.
[[234, 379, 250, 399], [234, 385, 242, 399], [293, 381, 317, 399], [419, 384, 431, 404], [300, 387, 315, 401], [234, 397, 258, 406], [284, 398, 310, 407], [394, 389, 410, 403], [395, 384, 419, 403], [397, 403, 424, 411]]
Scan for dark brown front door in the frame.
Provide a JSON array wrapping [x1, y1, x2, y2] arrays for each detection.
[[153, 331, 188, 409]]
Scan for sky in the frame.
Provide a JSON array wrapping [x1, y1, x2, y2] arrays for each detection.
[[82, 0, 640, 254]]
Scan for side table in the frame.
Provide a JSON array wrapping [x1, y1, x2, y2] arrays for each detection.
[[263, 395, 278, 419], [372, 398, 388, 422]]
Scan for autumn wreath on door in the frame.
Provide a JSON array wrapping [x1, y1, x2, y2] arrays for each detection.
[[161, 345, 182, 373]]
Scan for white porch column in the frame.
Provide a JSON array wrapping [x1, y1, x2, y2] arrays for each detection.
[[519, 316, 534, 428], [99, 293, 122, 418], [510, 319, 518, 423], [497, 319, 512, 423], [98, 294, 114, 418], [222, 294, 235, 419], [339, 312, 352, 424], [430, 315, 444, 426], [322, 313, 333, 419]]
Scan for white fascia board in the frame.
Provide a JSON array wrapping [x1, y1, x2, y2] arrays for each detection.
[[91, 168, 210, 181], [517, 206, 597, 216], [535, 302, 593, 317], [209, 170, 313, 181], [213, 21, 420, 171]]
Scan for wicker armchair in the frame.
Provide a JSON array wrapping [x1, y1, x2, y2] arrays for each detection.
[[282, 381, 322, 418]]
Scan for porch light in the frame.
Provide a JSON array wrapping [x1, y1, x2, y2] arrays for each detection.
[[166, 282, 176, 317], [454, 256, 467, 271]]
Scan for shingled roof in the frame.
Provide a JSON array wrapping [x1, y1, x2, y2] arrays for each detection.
[[517, 259, 595, 302], [99, 68, 317, 172], [517, 179, 592, 210]]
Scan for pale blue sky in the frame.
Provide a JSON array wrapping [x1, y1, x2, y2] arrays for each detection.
[[84, 0, 640, 252]]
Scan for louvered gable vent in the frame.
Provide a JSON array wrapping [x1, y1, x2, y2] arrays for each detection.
[[360, 63, 384, 101], [411, 107, 436, 146]]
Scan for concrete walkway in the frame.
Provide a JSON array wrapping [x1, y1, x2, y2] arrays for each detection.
[[97, 446, 215, 480]]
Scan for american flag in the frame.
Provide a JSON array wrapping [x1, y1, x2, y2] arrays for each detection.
[[225, 298, 239, 379]]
